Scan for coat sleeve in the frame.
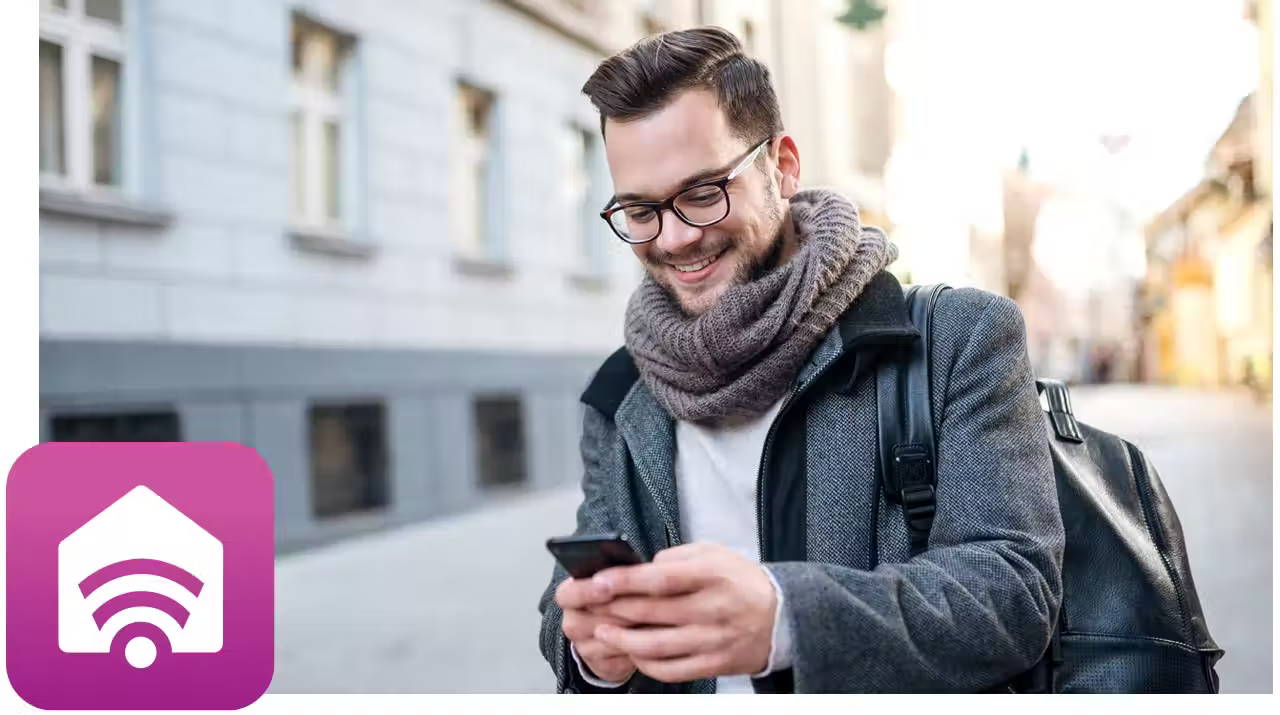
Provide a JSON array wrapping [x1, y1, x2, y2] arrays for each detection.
[[766, 292, 1065, 692], [537, 405, 642, 693]]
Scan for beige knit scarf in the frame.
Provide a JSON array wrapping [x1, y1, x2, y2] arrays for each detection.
[[623, 187, 897, 425]]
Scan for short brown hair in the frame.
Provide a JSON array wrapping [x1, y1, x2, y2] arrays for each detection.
[[581, 26, 783, 146]]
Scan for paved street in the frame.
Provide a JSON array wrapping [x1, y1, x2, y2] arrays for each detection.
[[270, 385, 1272, 694]]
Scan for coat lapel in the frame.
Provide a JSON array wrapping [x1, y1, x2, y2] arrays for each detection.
[[614, 382, 682, 543]]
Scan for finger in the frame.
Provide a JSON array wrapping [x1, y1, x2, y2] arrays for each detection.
[[574, 637, 628, 663], [555, 577, 612, 610], [634, 651, 729, 683], [653, 542, 717, 562], [594, 592, 709, 626], [563, 608, 621, 644], [594, 560, 707, 598], [585, 604, 635, 626], [583, 653, 637, 683], [561, 608, 598, 644], [589, 562, 645, 594], [594, 622, 727, 660]]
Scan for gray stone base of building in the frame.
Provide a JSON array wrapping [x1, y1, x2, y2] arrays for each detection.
[[40, 339, 607, 554]]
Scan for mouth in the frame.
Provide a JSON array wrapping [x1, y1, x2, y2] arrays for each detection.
[[667, 248, 728, 284]]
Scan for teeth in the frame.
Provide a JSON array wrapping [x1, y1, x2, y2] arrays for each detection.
[[673, 253, 719, 273]]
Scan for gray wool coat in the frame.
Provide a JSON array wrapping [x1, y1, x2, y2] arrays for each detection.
[[537, 270, 1065, 693]]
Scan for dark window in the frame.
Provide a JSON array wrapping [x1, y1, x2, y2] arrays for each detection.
[[308, 402, 389, 518], [51, 411, 181, 441], [473, 396, 527, 488]]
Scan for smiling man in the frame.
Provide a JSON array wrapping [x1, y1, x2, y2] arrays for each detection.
[[537, 26, 1064, 694]]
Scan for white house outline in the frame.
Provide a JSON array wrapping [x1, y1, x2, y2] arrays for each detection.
[[58, 486, 224, 657]]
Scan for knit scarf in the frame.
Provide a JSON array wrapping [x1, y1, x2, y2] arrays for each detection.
[[623, 187, 898, 425]]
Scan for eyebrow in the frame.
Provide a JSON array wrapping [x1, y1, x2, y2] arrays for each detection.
[[612, 158, 738, 204]]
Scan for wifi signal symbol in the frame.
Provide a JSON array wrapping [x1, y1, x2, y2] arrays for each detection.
[[77, 559, 203, 668], [57, 485, 225, 669]]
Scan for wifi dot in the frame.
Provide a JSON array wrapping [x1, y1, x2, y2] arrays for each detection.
[[124, 636, 157, 669]]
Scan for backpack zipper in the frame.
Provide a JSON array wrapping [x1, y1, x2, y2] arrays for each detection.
[[1124, 439, 1195, 644]]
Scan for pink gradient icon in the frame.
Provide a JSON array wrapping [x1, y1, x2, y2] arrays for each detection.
[[7, 442, 274, 710]]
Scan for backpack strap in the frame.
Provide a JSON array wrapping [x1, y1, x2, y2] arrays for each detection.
[[875, 283, 950, 557]]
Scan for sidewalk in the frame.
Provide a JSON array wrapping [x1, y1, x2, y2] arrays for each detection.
[[271, 486, 576, 693], [271, 384, 1272, 693]]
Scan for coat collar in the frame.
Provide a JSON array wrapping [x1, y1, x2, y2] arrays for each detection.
[[836, 269, 920, 350]]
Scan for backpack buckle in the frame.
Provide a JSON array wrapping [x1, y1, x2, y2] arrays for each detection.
[[886, 444, 931, 500], [901, 484, 936, 531], [890, 445, 936, 555]]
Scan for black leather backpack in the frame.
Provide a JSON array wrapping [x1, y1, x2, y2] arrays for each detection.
[[875, 283, 1224, 693]]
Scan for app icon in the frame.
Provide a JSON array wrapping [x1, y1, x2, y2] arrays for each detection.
[[7, 443, 274, 710], [59, 486, 224, 668]]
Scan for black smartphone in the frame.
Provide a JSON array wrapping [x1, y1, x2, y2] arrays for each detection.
[[545, 532, 646, 579]]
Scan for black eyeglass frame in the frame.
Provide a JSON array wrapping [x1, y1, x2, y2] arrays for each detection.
[[599, 137, 773, 245]]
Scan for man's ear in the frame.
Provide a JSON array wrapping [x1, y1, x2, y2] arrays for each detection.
[[773, 135, 801, 199]]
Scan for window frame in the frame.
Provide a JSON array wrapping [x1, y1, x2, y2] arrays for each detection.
[[39, 0, 130, 199], [451, 79, 503, 262], [561, 123, 609, 278], [306, 400, 391, 519], [471, 394, 528, 490], [289, 13, 363, 239], [49, 407, 182, 442]]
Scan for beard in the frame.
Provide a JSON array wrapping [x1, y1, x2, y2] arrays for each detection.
[[648, 192, 788, 318]]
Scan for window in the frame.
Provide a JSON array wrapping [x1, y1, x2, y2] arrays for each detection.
[[473, 396, 527, 489], [291, 15, 357, 233], [308, 402, 389, 518], [39, 0, 128, 193], [40, 40, 65, 176], [51, 411, 181, 442], [451, 81, 499, 259], [561, 125, 605, 275]]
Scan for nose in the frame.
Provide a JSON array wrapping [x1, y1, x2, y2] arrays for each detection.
[[654, 207, 703, 257]]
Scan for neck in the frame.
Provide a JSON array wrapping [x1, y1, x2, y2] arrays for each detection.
[[778, 205, 800, 265]]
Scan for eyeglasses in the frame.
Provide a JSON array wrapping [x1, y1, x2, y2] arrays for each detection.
[[600, 138, 772, 244]]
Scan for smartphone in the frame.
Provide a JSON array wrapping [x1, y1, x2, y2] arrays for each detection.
[[545, 532, 646, 579]]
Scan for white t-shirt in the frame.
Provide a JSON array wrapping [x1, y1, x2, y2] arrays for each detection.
[[570, 397, 794, 692]]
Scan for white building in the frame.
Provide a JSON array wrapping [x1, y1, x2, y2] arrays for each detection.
[[38, 0, 893, 551], [37, 0, 663, 551]]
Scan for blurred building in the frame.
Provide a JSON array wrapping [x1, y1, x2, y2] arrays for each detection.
[[764, 0, 894, 226], [876, 0, 1008, 291], [1140, 0, 1273, 392], [1001, 155, 1070, 379], [37, 0, 903, 551], [37, 0, 663, 551]]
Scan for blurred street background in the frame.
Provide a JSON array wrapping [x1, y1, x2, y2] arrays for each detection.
[[37, 0, 1271, 694]]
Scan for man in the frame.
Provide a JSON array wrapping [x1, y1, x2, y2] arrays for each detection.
[[537, 26, 1064, 694]]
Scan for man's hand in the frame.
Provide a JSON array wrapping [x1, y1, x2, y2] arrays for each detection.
[[554, 576, 638, 683], [589, 543, 778, 683]]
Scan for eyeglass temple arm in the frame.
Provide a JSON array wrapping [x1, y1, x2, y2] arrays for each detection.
[[601, 195, 617, 213]]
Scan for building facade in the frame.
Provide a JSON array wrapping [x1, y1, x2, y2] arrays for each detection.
[[39, 0, 902, 552], [1139, 0, 1273, 392], [38, 0, 658, 552]]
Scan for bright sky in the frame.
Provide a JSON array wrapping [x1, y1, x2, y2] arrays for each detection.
[[887, 0, 1259, 219], [1005, 0, 1258, 217], [881, 0, 1260, 289]]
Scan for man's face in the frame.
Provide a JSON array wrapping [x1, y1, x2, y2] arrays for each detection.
[[603, 89, 796, 316]]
